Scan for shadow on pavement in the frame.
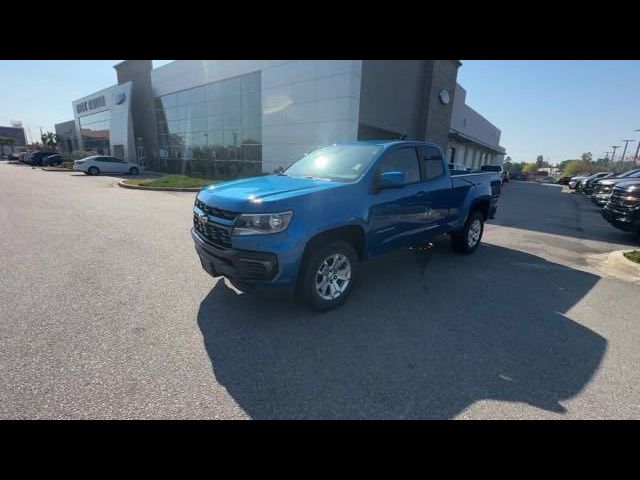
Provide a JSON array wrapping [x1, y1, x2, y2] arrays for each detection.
[[495, 182, 639, 246], [197, 239, 607, 419]]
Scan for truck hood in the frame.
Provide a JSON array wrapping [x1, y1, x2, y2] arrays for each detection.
[[197, 174, 346, 212]]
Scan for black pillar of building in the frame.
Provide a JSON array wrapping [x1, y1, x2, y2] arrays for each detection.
[[357, 60, 460, 150], [114, 60, 158, 170], [417, 60, 461, 151]]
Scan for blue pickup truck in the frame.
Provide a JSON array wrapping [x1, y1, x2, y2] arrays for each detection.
[[192, 141, 501, 310]]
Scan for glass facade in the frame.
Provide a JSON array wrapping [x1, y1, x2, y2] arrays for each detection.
[[79, 110, 111, 155], [155, 71, 262, 177]]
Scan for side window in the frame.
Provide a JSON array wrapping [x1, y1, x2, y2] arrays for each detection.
[[378, 148, 421, 184], [419, 147, 445, 180]]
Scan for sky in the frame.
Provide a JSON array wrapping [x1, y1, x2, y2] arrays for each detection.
[[457, 60, 640, 164], [1, 60, 639, 165]]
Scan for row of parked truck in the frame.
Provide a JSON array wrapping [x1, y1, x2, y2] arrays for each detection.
[[567, 169, 640, 236]]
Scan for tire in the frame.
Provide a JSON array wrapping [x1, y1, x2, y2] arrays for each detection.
[[88, 166, 99, 176], [451, 211, 484, 254], [298, 240, 358, 311], [129, 167, 139, 175]]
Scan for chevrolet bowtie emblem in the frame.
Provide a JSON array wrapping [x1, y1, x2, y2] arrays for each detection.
[[197, 214, 208, 226]]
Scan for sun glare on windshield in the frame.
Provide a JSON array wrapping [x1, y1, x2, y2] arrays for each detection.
[[285, 145, 382, 182]]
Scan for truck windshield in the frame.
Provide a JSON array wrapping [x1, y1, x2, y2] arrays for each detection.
[[283, 144, 382, 182]]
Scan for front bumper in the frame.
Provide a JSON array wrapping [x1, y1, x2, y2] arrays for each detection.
[[192, 228, 280, 285], [601, 205, 640, 232], [592, 193, 611, 206]]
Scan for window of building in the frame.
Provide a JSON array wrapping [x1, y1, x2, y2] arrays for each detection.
[[448, 146, 456, 163], [79, 110, 112, 155], [154, 71, 262, 174]]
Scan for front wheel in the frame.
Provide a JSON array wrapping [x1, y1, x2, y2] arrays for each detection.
[[298, 241, 358, 311], [129, 167, 139, 175], [88, 166, 99, 176], [451, 211, 484, 254]]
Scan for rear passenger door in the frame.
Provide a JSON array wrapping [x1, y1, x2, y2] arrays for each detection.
[[109, 156, 129, 173], [418, 146, 453, 235], [368, 147, 430, 254]]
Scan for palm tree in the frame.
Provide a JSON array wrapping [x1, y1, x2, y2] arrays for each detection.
[[40, 132, 58, 151]]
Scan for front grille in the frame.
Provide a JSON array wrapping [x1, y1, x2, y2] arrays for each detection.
[[195, 199, 238, 221], [193, 218, 232, 249], [608, 187, 640, 213]]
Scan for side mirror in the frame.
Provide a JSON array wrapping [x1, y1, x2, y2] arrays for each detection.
[[379, 171, 405, 189]]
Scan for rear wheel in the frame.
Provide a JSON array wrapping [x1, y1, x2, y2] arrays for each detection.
[[298, 241, 358, 311], [451, 211, 484, 254], [129, 167, 139, 175], [88, 166, 99, 176]]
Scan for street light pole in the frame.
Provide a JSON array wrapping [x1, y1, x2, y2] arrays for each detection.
[[610, 145, 620, 168], [633, 130, 640, 165], [619, 139, 634, 168]]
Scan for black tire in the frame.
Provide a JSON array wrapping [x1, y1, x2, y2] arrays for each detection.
[[129, 167, 139, 175], [451, 211, 484, 254], [88, 166, 99, 176], [298, 240, 358, 311]]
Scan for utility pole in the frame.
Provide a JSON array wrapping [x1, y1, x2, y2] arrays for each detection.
[[619, 139, 634, 168], [633, 129, 640, 165], [610, 145, 621, 168]]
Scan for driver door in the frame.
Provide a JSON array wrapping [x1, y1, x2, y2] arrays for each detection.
[[368, 147, 430, 255]]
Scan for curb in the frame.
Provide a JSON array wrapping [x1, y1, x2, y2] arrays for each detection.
[[117, 180, 201, 192], [591, 250, 640, 283]]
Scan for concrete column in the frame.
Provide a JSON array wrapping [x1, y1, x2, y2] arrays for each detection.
[[457, 144, 466, 166], [464, 146, 472, 168]]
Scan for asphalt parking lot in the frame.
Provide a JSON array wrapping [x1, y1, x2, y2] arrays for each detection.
[[1, 162, 639, 419]]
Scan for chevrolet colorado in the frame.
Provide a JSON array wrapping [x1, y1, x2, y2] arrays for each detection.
[[192, 141, 501, 310]]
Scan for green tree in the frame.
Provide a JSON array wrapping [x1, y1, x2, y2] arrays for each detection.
[[558, 159, 574, 172], [523, 162, 539, 174], [581, 152, 593, 163], [502, 156, 513, 172], [563, 160, 592, 176], [536, 155, 544, 168], [40, 132, 58, 150]]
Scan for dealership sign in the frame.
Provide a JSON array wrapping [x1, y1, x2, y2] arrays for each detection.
[[76, 95, 106, 114]]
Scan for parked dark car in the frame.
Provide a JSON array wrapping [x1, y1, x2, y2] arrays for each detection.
[[575, 172, 610, 193], [581, 172, 614, 195], [41, 154, 63, 166], [27, 151, 58, 166], [601, 179, 640, 235], [557, 176, 571, 185], [591, 169, 640, 206]]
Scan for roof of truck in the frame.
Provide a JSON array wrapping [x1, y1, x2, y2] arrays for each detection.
[[337, 140, 441, 149]]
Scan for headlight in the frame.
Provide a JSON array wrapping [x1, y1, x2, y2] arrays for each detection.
[[233, 211, 293, 235]]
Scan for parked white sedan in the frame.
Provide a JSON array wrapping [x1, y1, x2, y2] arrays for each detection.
[[74, 155, 141, 176]]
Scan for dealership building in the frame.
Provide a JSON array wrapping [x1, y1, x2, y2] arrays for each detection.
[[0, 125, 27, 155], [55, 60, 505, 175]]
